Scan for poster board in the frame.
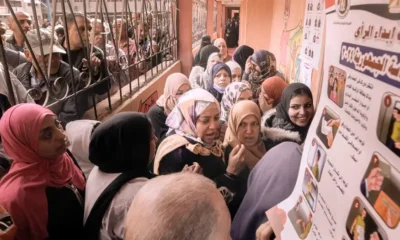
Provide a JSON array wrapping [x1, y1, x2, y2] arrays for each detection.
[[267, 0, 400, 239]]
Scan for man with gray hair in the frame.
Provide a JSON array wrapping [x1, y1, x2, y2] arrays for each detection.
[[125, 173, 232, 240]]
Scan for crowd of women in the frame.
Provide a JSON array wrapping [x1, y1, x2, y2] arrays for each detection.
[[0, 35, 315, 240]]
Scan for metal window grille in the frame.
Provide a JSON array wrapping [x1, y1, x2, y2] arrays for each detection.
[[1, 0, 178, 122]]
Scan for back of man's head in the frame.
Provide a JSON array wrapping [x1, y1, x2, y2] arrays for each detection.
[[125, 173, 231, 240]]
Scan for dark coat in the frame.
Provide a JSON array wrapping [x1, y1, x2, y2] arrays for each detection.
[[13, 61, 87, 126], [261, 108, 302, 150]]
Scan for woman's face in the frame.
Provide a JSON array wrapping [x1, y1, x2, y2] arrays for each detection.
[[175, 84, 191, 100], [214, 69, 231, 88], [288, 94, 314, 127], [217, 41, 227, 57], [149, 128, 158, 161], [237, 115, 260, 147], [238, 89, 252, 102], [38, 115, 68, 159], [231, 68, 242, 82], [250, 60, 261, 76], [209, 55, 222, 69], [196, 103, 220, 144]]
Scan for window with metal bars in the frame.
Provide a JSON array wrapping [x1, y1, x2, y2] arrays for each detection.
[[1, 0, 178, 122]]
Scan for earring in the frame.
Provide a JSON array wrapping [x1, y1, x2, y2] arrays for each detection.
[[64, 137, 71, 147]]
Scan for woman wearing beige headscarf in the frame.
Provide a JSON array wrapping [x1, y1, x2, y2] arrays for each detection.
[[214, 38, 232, 62], [224, 100, 266, 171], [147, 73, 191, 146], [223, 100, 266, 217]]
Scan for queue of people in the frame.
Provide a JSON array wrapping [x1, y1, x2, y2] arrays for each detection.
[[0, 14, 316, 240]]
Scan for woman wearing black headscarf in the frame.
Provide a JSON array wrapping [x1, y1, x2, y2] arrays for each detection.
[[261, 83, 315, 150], [193, 35, 211, 66], [83, 112, 157, 240], [189, 46, 221, 89], [243, 50, 285, 99], [208, 62, 232, 102], [197, 45, 220, 69], [232, 45, 254, 71]]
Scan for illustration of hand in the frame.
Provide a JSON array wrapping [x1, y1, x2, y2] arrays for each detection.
[[327, 119, 340, 128], [366, 167, 384, 192], [395, 142, 400, 149], [296, 219, 303, 225], [327, 130, 334, 147]]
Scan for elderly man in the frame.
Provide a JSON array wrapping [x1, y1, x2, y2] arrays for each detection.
[[13, 29, 85, 126], [125, 173, 232, 240], [6, 11, 32, 52], [60, 12, 109, 98]]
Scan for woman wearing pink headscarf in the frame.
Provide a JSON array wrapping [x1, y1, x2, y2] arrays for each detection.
[[148, 73, 191, 146], [0, 104, 86, 240]]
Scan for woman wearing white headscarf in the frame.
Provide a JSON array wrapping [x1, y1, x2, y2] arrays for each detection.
[[189, 51, 222, 90], [65, 120, 101, 178], [226, 61, 243, 82]]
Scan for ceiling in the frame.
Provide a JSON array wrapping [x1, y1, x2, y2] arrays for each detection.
[[219, 0, 242, 8]]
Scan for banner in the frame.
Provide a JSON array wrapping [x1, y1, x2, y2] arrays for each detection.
[[267, 0, 400, 239]]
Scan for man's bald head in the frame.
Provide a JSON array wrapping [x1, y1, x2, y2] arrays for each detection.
[[8, 12, 32, 37], [125, 173, 231, 240]]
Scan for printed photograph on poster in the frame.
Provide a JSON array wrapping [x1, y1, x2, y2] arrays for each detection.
[[336, 0, 350, 18], [377, 93, 400, 158], [302, 168, 318, 212], [307, 139, 327, 182], [328, 65, 347, 107], [360, 153, 400, 229], [389, 0, 400, 13], [316, 107, 341, 149], [288, 195, 313, 239], [345, 198, 388, 240]]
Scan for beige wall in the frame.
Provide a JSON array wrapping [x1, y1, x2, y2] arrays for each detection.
[[238, 0, 322, 105]]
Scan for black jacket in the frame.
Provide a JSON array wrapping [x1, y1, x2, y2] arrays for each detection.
[[147, 104, 168, 147], [13, 61, 87, 126], [158, 135, 244, 212], [59, 37, 110, 96]]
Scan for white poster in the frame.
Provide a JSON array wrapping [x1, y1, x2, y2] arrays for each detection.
[[267, 0, 400, 239], [301, 0, 325, 69]]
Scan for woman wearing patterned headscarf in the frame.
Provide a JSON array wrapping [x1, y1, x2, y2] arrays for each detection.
[[243, 50, 285, 99], [233, 45, 254, 71], [220, 82, 253, 124], [153, 88, 247, 209]]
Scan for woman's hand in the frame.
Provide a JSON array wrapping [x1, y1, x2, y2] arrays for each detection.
[[245, 57, 253, 74], [226, 144, 246, 175], [182, 162, 203, 175], [256, 221, 274, 240]]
